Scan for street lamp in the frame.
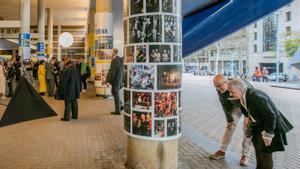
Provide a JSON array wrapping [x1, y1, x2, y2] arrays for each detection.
[[231, 35, 246, 78], [275, 11, 282, 82]]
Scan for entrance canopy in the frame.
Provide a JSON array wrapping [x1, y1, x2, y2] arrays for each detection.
[[182, 0, 293, 57]]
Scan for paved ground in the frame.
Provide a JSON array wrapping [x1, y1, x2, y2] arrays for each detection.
[[0, 75, 299, 169]]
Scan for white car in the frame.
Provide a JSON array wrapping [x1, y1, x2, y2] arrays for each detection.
[[267, 73, 288, 82]]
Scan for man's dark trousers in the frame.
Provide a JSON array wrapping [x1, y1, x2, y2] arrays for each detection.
[[111, 84, 121, 113], [64, 98, 78, 119]]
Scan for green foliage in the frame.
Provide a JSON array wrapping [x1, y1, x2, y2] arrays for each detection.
[[284, 34, 300, 57]]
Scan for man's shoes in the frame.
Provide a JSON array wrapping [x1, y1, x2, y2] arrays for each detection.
[[209, 150, 225, 159], [239, 155, 249, 166], [60, 118, 70, 121], [111, 112, 121, 115], [71, 116, 78, 119]]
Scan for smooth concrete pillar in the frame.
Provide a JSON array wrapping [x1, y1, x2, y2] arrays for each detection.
[[87, 7, 96, 81], [47, 8, 53, 59], [94, 0, 113, 97], [127, 137, 178, 169], [37, 0, 45, 60], [20, 0, 31, 60], [57, 25, 62, 61]]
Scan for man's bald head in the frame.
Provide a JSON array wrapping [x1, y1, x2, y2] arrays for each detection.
[[213, 74, 228, 93]]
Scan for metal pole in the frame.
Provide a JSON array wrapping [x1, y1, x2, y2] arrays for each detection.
[[216, 43, 220, 74], [276, 12, 280, 82]]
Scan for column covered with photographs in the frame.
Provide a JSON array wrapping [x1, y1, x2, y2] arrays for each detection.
[[123, 0, 182, 141]]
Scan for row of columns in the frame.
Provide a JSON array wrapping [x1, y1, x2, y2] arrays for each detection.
[[20, 0, 58, 61]]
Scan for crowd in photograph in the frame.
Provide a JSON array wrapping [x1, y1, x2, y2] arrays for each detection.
[[154, 92, 177, 117], [132, 112, 152, 136], [154, 120, 165, 138], [149, 45, 171, 63], [133, 92, 152, 110], [129, 65, 154, 89]]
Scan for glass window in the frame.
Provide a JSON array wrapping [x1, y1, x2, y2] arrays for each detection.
[[263, 14, 276, 52], [286, 12, 291, 21], [254, 44, 257, 53], [254, 22, 257, 28], [286, 26, 291, 36], [254, 32, 257, 40]]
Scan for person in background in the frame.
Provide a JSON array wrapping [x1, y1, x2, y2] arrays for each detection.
[[33, 61, 39, 80], [52, 57, 60, 88], [254, 66, 261, 82], [38, 60, 46, 96], [78, 56, 89, 92], [262, 67, 269, 83], [45, 58, 56, 96], [6, 61, 15, 97], [57, 60, 81, 121], [107, 48, 124, 115], [0, 61, 7, 100], [228, 79, 293, 169], [210, 74, 252, 166], [14, 56, 21, 83]]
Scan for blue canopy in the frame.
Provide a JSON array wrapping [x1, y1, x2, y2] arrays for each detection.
[[290, 47, 300, 65], [182, 0, 293, 57]]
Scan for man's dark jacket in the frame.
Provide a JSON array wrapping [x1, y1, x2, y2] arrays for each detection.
[[242, 88, 293, 152], [217, 80, 254, 122], [56, 65, 81, 100], [107, 56, 124, 86]]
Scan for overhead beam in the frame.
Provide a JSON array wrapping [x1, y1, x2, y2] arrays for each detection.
[[0, 20, 21, 28]]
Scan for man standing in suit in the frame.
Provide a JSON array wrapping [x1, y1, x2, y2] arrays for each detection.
[[107, 48, 124, 115], [210, 74, 252, 166], [228, 79, 293, 169]]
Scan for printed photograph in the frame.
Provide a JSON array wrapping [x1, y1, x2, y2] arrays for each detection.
[[129, 65, 155, 90], [173, 45, 182, 62], [149, 45, 171, 63], [124, 65, 128, 88], [155, 92, 177, 117], [124, 20, 128, 44], [167, 119, 177, 136], [164, 15, 181, 42], [124, 89, 131, 114], [131, 0, 144, 15], [133, 92, 152, 110], [162, 0, 173, 13], [154, 120, 165, 138], [132, 111, 152, 137], [125, 46, 134, 63], [146, 0, 159, 13], [129, 15, 162, 43], [157, 65, 182, 89], [124, 115, 131, 133], [136, 45, 147, 63], [95, 70, 109, 87]]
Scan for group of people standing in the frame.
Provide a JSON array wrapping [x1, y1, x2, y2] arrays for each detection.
[[211, 74, 293, 169], [253, 66, 269, 82]]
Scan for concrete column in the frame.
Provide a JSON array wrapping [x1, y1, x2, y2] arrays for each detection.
[[124, 0, 182, 168], [94, 0, 113, 97], [37, 0, 45, 60], [57, 25, 62, 61], [87, 7, 96, 81], [47, 8, 53, 59], [20, 0, 31, 60]]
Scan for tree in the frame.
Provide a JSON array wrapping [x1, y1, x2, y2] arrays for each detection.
[[284, 33, 300, 57]]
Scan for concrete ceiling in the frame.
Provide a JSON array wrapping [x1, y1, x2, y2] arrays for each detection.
[[0, 0, 89, 26]]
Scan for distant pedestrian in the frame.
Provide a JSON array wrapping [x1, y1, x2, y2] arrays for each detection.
[[228, 79, 293, 169], [6, 61, 14, 97], [57, 60, 81, 121], [210, 74, 253, 166], [38, 60, 46, 95], [107, 48, 124, 115], [45, 59, 55, 96], [262, 67, 269, 82], [254, 67, 261, 82]]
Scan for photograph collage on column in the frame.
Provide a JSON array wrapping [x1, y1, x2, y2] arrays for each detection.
[[164, 15, 181, 43], [124, 20, 128, 44], [162, 0, 173, 13], [125, 46, 134, 63], [154, 92, 177, 117], [173, 45, 182, 62], [129, 15, 162, 43], [129, 65, 155, 90], [149, 45, 171, 63], [136, 45, 147, 62], [130, 0, 144, 15], [132, 91, 152, 110], [157, 65, 182, 90], [154, 120, 165, 138], [167, 118, 177, 136], [124, 115, 131, 133], [124, 65, 129, 88], [146, 0, 160, 13], [124, 89, 131, 114], [132, 111, 152, 137]]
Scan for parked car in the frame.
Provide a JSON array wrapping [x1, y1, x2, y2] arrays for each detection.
[[267, 73, 288, 82]]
